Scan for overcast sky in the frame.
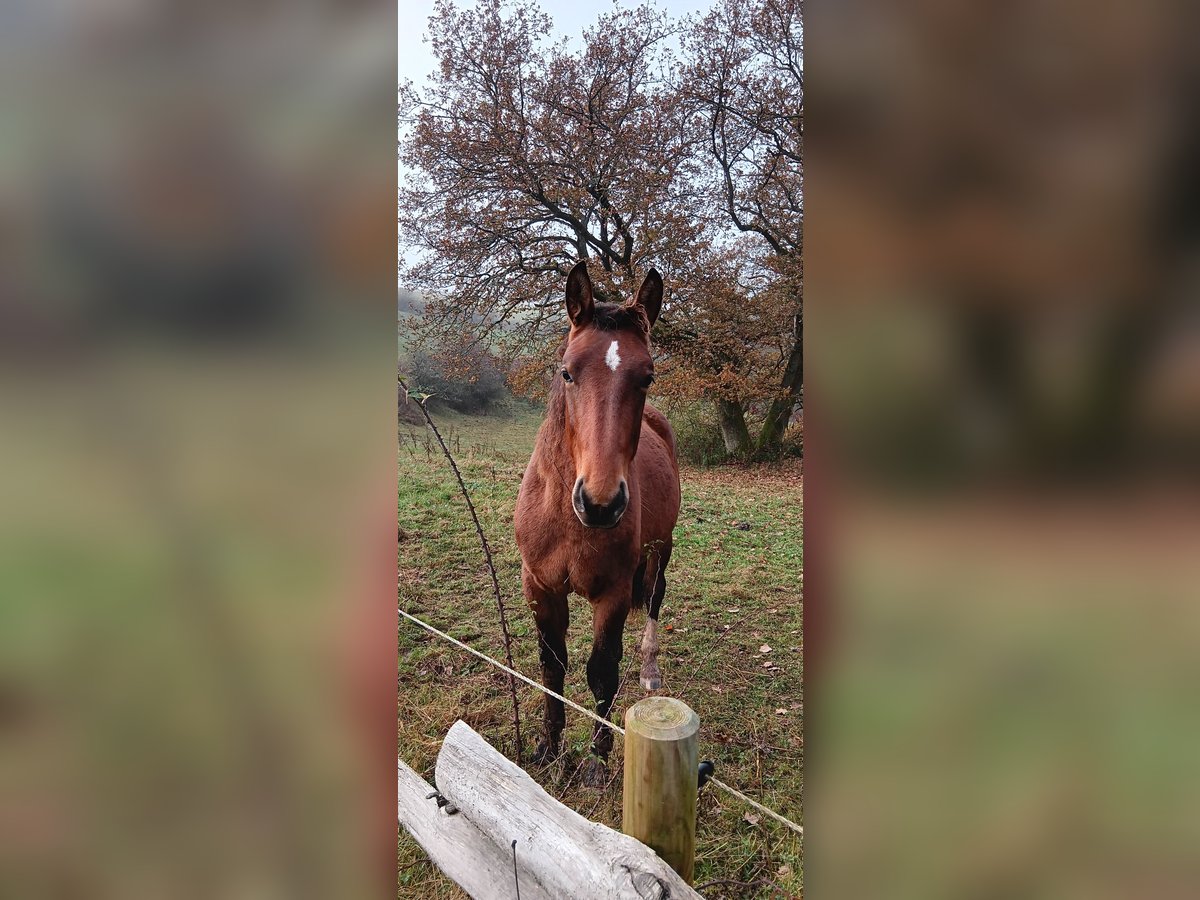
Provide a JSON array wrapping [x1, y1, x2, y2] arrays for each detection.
[[398, 0, 715, 90]]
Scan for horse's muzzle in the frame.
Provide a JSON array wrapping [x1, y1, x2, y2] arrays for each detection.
[[573, 478, 628, 529]]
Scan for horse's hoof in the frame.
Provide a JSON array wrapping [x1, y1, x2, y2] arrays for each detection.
[[532, 740, 561, 765], [640, 667, 661, 692], [580, 757, 609, 788]]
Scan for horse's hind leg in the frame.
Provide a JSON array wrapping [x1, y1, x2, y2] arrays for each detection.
[[630, 558, 648, 610], [582, 592, 629, 785], [639, 547, 672, 691], [524, 569, 568, 763]]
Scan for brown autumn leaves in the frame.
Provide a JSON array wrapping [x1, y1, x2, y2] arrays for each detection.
[[398, 0, 802, 455]]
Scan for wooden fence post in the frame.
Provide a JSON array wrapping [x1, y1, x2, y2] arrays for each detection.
[[622, 696, 700, 883]]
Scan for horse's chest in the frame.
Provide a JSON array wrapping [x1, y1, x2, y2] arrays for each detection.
[[516, 476, 638, 600], [568, 539, 636, 600]]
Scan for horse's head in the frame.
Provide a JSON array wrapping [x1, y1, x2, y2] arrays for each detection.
[[559, 261, 662, 529]]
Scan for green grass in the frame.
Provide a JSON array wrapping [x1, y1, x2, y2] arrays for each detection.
[[398, 405, 803, 898]]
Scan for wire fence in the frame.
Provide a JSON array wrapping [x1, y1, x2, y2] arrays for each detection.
[[399, 606, 803, 838]]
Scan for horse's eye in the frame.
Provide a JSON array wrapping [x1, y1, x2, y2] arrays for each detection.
[[643, 374, 655, 389], [561, 369, 573, 383]]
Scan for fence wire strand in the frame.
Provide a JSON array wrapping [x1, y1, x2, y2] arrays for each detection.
[[399, 608, 625, 736], [399, 608, 804, 838], [707, 776, 803, 836]]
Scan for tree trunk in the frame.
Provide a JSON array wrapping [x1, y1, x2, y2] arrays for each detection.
[[715, 398, 752, 454], [1066, 305, 1159, 472], [755, 312, 803, 451]]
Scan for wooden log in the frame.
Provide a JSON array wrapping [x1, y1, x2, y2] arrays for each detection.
[[398, 757, 555, 900], [622, 697, 701, 884], [436, 720, 703, 900]]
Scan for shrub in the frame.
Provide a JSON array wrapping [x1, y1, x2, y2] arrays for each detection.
[[664, 401, 730, 467], [752, 413, 803, 462], [663, 399, 804, 465], [408, 347, 509, 414]]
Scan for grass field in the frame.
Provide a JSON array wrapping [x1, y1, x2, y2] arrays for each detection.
[[398, 403, 803, 899]]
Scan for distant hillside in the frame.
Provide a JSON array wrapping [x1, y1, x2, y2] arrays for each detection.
[[397, 287, 423, 314]]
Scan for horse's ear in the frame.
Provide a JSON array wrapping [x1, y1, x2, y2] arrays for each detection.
[[565, 261, 594, 327], [635, 268, 663, 328]]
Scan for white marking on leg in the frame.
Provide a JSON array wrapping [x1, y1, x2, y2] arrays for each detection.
[[639, 618, 661, 691], [605, 339, 621, 371], [641, 618, 658, 655]]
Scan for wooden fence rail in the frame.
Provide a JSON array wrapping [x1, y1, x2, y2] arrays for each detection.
[[399, 719, 703, 900]]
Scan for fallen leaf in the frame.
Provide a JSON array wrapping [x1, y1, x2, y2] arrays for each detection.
[[759, 644, 772, 653], [743, 812, 760, 827], [763, 661, 775, 668], [776, 708, 788, 715], [778, 864, 793, 878]]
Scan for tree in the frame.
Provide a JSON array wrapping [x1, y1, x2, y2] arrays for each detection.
[[399, 0, 707, 352], [681, 0, 803, 453], [399, 0, 803, 457], [652, 243, 799, 453], [409, 343, 509, 414]]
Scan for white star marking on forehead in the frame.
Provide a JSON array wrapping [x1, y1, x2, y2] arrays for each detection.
[[605, 339, 622, 371]]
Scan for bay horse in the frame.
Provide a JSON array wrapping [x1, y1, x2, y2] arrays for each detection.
[[515, 261, 681, 784]]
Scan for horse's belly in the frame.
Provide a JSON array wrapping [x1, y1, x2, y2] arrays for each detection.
[[633, 434, 681, 547]]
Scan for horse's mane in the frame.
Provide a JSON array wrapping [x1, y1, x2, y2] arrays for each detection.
[[590, 301, 650, 334], [535, 376, 571, 478], [552, 302, 651, 358]]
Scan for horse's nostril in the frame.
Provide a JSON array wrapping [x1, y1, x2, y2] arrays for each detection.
[[574, 479, 627, 528]]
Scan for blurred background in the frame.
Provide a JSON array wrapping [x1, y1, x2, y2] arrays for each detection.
[[0, 1, 397, 897], [5, 0, 1200, 895], [807, 0, 1200, 897]]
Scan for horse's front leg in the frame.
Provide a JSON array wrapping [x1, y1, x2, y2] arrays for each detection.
[[524, 568, 568, 764], [581, 591, 630, 786]]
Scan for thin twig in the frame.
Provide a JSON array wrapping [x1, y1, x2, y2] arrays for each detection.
[[399, 375, 524, 763]]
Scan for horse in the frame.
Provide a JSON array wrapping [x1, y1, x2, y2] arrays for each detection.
[[514, 260, 681, 785]]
